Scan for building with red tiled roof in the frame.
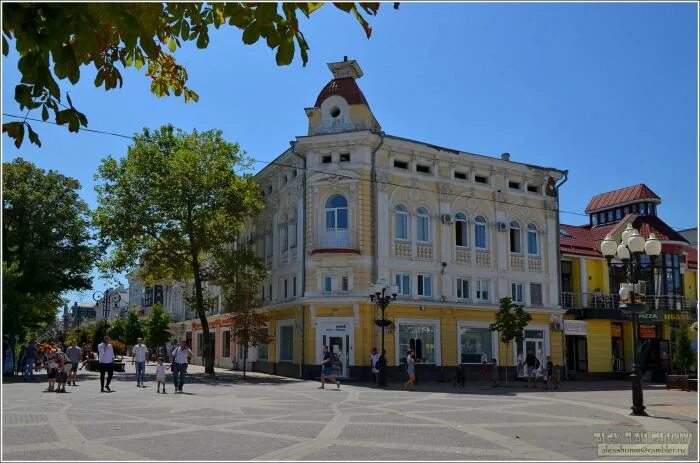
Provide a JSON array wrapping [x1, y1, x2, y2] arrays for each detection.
[[559, 184, 696, 380], [585, 183, 660, 214]]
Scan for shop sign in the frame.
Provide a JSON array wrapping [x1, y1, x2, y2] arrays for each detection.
[[564, 320, 587, 336], [611, 324, 622, 338], [639, 324, 657, 339], [638, 311, 693, 322]]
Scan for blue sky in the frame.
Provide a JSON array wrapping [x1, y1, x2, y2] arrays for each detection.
[[2, 2, 697, 304]]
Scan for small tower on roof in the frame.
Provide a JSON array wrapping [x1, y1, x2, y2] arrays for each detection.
[[305, 57, 381, 136]]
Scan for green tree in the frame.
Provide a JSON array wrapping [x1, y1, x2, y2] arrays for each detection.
[[217, 246, 269, 379], [107, 317, 126, 343], [489, 297, 532, 384], [94, 125, 263, 374], [2, 2, 396, 147], [2, 158, 97, 341], [145, 304, 171, 359], [673, 325, 694, 375], [92, 319, 111, 352], [124, 309, 145, 347]]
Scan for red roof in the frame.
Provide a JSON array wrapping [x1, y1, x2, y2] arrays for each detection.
[[560, 215, 690, 258], [585, 184, 660, 213], [315, 77, 369, 107]]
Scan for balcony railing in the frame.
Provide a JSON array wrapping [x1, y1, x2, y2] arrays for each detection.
[[312, 228, 358, 254], [561, 291, 697, 312]]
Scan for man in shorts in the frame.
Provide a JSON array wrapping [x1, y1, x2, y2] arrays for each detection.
[[66, 340, 82, 386], [318, 345, 340, 390]]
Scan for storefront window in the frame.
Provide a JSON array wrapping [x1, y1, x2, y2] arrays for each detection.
[[398, 323, 436, 364], [257, 343, 268, 361], [459, 327, 492, 364], [279, 324, 294, 362], [516, 330, 545, 377]]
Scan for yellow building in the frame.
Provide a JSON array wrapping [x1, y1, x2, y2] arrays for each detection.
[[245, 59, 567, 381], [560, 184, 697, 381]]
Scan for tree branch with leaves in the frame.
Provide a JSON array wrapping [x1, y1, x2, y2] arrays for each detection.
[[489, 297, 532, 384], [3, 2, 398, 147]]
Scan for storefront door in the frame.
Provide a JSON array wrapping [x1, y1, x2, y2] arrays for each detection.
[[317, 318, 354, 378], [516, 329, 546, 377]]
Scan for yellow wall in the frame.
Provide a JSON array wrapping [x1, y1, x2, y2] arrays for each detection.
[[586, 320, 612, 372], [683, 271, 697, 300], [570, 258, 581, 293], [586, 258, 606, 293], [263, 304, 566, 370]]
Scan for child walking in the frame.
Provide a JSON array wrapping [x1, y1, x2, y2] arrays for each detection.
[[480, 360, 490, 385], [156, 357, 169, 393]]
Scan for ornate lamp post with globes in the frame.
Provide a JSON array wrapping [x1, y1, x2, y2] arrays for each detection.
[[600, 225, 662, 416], [368, 279, 398, 387]]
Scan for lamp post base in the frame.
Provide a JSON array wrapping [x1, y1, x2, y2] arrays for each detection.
[[630, 371, 648, 417]]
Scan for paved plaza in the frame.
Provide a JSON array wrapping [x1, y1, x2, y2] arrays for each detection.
[[2, 363, 698, 461]]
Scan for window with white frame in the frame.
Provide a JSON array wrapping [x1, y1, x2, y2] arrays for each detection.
[[395, 273, 410, 296], [293, 276, 297, 297], [474, 215, 487, 249], [417, 274, 432, 297], [395, 204, 408, 240], [277, 321, 294, 362], [416, 207, 430, 242], [510, 220, 522, 254], [530, 283, 543, 306], [475, 279, 490, 303], [284, 279, 288, 299], [289, 218, 297, 248], [527, 223, 538, 255], [257, 342, 268, 361], [397, 321, 438, 364], [511, 282, 524, 303], [456, 278, 470, 300], [455, 212, 468, 247], [325, 195, 348, 230], [324, 275, 333, 292], [341, 275, 349, 292], [279, 221, 288, 251], [459, 325, 494, 364]]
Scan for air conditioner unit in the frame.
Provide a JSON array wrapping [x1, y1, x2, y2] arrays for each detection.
[[497, 221, 507, 232], [551, 322, 563, 331], [441, 214, 453, 224]]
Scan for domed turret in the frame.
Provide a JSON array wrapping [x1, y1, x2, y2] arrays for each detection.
[[305, 57, 380, 136]]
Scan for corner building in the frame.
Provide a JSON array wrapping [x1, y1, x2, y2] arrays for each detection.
[[245, 59, 567, 381]]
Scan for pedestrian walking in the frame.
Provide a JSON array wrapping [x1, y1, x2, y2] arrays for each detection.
[[65, 340, 82, 386], [155, 357, 170, 393], [18, 341, 39, 381], [98, 336, 115, 392], [370, 347, 380, 384], [525, 351, 539, 388], [54, 353, 68, 393], [131, 338, 148, 387], [42, 344, 58, 392], [170, 340, 192, 393], [404, 349, 416, 391], [480, 360, 490, 385], [318, 345, 340, 390], [544, 356, 560, 390]]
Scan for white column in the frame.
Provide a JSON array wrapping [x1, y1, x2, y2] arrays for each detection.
[[579, 257, 588, 298]]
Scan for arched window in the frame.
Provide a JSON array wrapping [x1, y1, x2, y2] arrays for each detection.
[[474, 215, 487, 249], [325, 195, 348, 230], [509, 220, 522, 254], [416, 207, 430, 242], [455, 212, 468, 247], [395, 204, 408, 240], [288, 214, 298, 248], [527, 223, 538, 255]]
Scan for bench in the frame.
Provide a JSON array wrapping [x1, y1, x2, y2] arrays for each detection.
[[666, 374, 690, 391]]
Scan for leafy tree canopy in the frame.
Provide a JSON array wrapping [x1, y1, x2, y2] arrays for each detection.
[[123, 309, 145, 346], [94, 125, 263, 374], [489, 297, 532, 345], [145, 303, 171, 354], [2, 158, 97, 341], [2, 2, 397, 148]]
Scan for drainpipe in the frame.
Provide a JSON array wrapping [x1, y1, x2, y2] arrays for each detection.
[[371, 131, 386, 285], [555, 169, 569, 380], [371, 131, 386, 354], [290, 141, 306, 379]]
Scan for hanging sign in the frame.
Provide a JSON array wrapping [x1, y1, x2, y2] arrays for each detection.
[[564, 320, 587, 336]]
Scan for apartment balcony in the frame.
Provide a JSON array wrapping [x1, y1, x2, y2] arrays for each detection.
[[311, 228, 360, 255], [561, 291, 697, 312]]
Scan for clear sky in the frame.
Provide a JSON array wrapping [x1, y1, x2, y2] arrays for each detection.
[[2, 2, 698, 305]]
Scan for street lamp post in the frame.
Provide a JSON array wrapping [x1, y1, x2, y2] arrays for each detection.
[[368, 279, 398, 387], [600, 226, 661, 416], [93, 289, 122, 321]]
